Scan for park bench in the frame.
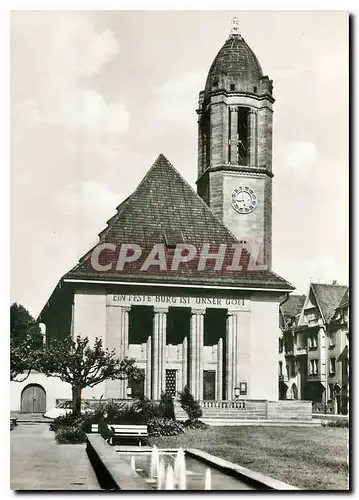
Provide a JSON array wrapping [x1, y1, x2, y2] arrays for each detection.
[[109, 424, 148, 446], [90, 423, 148, 446]]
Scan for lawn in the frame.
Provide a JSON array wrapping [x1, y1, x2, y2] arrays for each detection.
[[150, 426, 349, 490]]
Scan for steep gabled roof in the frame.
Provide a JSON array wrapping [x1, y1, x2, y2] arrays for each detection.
[[281, 294, 306, 321], [337, 288, 349, 310], [311, 283, 348, 323], [64, 154, 294, 291]]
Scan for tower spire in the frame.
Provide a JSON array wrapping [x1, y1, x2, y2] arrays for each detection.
[[229, 17, 241, 39]]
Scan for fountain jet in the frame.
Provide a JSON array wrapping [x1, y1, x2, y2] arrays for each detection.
[[204, 468, 212, 490], [130, 456, 136, 472], [165, 464, 175, 490], [157, 459, 166, 490], [150, 445, 160, 478], [174, 447, 187, 490]]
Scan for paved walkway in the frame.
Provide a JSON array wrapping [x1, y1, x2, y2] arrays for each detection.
[[11, 423, 101, 490]]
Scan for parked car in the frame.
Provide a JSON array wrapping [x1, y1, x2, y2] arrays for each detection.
[[43, 401, 72, 419], [43, 400, 95, 419]]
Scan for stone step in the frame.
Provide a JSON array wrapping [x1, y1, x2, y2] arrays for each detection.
[[201, 419, 320, 427], [202, 412, 267, 417]]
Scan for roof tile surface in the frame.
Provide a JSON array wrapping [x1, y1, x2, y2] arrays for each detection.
[[311, 283, 348, 323], [65, 154, 294, 291]]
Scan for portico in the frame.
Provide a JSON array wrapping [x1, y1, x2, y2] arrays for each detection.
[[55, 284, 285, 403]]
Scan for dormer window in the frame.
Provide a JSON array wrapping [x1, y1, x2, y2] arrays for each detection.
[[162, 229, 184, 254]]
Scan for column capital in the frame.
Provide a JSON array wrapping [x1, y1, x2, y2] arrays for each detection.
[[226, 310, 242, 317], [122, 305, 131, 313], [191, 308, 206, 316], [153, 306, 169, 314]]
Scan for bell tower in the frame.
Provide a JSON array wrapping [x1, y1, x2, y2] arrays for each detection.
[[196, 19, 274, 270]]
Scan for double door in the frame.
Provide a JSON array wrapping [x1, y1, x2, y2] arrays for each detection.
[[21, 384, 46, 413]]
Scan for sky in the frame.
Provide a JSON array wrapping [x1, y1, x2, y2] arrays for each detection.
[[10, 10, 349, 317]]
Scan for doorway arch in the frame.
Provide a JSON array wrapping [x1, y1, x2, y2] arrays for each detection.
[[21, 384, 46, 413]]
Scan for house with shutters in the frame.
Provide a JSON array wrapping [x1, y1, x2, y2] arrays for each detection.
[[279, 282, 349, 414]]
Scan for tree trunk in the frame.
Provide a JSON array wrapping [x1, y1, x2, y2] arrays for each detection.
[[72, 386, 82, 415]]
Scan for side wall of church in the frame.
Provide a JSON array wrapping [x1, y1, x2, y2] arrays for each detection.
[[250, 293, 279, 400], [73, 289, 107, 399]]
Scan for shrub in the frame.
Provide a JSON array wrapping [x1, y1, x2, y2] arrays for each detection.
[[159, 393, 176, 420], [147, 417, 184, 437], [50, 412, 84, 432], [182, 419, 208, 430], [178, 386, 202, 421], [133, 397, 163, 421], [109, 401, 146, 425], [321, 419, 348, 428], [55, 425, 86, 444]]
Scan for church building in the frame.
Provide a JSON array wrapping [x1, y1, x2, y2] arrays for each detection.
[[35, 23, 300, 411]]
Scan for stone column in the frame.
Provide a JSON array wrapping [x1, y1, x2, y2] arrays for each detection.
[[189, 309, 205, 400], [146, 336, 152, 398], [217, 337, 223, 400], [226, 312, 240, 399], [152, 307, 168, 400], [226, 313, 234, 399], [120, 306, 130, 398], [182, 337, 188, 391], [232, 107, 238, 164]]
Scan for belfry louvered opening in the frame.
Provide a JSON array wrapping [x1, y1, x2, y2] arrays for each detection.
[[228, 106, 250, 166]]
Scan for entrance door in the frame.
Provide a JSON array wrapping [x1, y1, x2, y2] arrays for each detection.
[[21, 384, 46, 413], [129, 369, 145, 398], [165, 370, 177, 397], [203, 371, 216, 400]]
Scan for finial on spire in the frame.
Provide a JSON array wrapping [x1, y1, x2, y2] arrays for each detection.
[[229, 17, 241, 38]]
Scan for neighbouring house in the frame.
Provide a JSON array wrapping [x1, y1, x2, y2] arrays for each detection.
[[279, 282, 349, 414]]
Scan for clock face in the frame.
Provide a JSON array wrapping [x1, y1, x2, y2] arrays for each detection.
[[231, 185, 257, 214]]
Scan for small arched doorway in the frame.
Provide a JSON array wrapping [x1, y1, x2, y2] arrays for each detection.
[[21, 384, 46, 413]]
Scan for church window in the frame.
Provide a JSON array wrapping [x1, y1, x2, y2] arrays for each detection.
[[230, 83, 235, 90], [253, 85, 257, 93], [237, 107, 249, 165], [329, 357, 336, 375]]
